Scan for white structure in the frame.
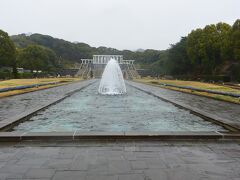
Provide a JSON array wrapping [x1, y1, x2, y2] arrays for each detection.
[[93, 55, 123, 64], [81, 59, 93, 64], [78, 55, 139, 79], [81, 55, 134, 65]]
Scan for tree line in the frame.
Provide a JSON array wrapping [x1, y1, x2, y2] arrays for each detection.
[[0, 19, 239, 81], [152, 19, 240, 81]]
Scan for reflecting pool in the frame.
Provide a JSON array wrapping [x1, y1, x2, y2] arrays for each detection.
[[12, 82, 226, 132]]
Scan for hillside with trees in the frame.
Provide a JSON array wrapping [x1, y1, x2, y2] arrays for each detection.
[[11, 33, 163, 67], [0, 19, 239, 81], [17, 45, 59, 73]]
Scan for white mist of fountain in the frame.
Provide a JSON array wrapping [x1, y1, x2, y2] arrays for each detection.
[[98, 58, 126, 95]]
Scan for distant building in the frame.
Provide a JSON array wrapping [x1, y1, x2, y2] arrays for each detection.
[[17, 68, 31, 73], [17, 68, 24, 73], [76, 55, 140, 79]]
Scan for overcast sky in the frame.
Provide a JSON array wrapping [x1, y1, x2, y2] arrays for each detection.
[[0, 0, 239, 50]]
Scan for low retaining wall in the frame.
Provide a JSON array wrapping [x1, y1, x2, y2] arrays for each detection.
[[0, 82, 61, 93], [151, 82, 240, 98], [0, 131, 239, 141]]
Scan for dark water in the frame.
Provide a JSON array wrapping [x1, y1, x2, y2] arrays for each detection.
[[12, 82, 226, 132]]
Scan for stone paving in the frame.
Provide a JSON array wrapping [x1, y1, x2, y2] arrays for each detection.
[[0, 141, 239, 179], [0, 80, 95, 122], [128, 81, 240, 127]]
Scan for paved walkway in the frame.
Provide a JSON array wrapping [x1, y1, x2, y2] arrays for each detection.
[[0, 141, 239, 180], [0, 80, 95, 122], [128, 81, 240, 128]]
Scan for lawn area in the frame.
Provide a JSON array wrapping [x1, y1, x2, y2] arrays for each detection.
[[0, 78, 80, 89], [0, 78, 81, 98], [135, 78, 240, 104]]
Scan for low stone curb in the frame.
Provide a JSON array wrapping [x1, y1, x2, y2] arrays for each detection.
[[0, 131, 239, 141], [150, 81, 240, 98], [0, 82, 61, 93]]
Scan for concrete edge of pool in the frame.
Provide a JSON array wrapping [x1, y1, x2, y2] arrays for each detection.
[[0, 131, 240, 141]]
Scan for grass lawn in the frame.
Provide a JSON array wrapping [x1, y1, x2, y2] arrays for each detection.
[[135, 78, 240, 104], [0, 78, 80, 89], [0, 78, 81, 98]]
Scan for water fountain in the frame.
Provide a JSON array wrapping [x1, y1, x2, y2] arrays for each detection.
[[98, 58, 126, 95]]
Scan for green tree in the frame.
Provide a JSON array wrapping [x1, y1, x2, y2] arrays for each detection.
[[150, 51, 169, 75], [230, 19, 240, 61], [167, 37, 191, 75], [186, 23, 231, 75], [17, 45, 58, 72], [216, 22, 232, 61], [186, 28, 205, 74], [0, 29, 17, 77]]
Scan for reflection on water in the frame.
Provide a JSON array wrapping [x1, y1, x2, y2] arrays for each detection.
[[12, 82, 226, 132]]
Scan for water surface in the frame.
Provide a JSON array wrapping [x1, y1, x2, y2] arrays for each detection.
[[12, 82, 226, 132]]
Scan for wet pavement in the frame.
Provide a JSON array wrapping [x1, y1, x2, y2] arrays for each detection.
[[0, 141, 239, 180], [128, 81, 240, 128]]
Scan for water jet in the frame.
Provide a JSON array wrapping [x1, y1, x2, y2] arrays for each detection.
[[98, 59, 126, 95]]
